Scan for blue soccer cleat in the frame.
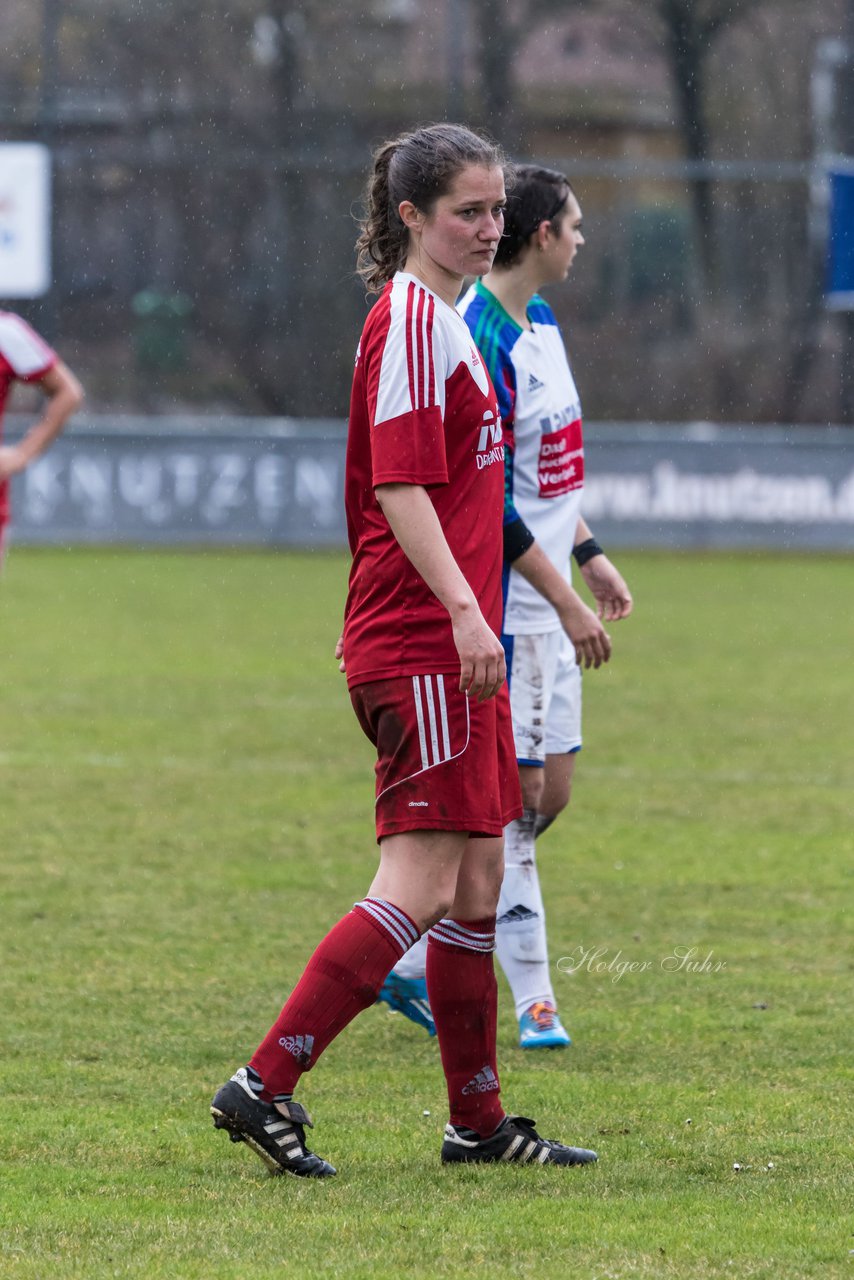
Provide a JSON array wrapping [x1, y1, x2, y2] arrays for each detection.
[[377, 972, 436, 1036], [518, 1001, 572, 1049]]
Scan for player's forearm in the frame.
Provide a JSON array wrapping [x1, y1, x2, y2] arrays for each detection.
[[574, 514, 593, 546], [17, 403, 76, 466], [514, 537, 610, 666], [512, 539, 583, 616], [374, 483, 479, 620], [17, 363, 84, 465]]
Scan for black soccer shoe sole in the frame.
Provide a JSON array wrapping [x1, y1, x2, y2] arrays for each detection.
[[211, 1078, 336, 1178], [441, 1114, 598, 1167]]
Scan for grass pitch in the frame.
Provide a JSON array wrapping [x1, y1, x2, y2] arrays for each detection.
[[1, 547, 852, 1279]]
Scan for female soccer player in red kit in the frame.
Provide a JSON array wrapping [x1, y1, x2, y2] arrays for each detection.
[[211, 124, 597, 1176], [0, 312, 83, 565]]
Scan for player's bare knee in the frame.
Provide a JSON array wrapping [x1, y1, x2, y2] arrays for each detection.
[[419, 897, 454, 931], [542, 790, 571, 823], [481, 870, 503, 912], [519, 769, 545, 812]]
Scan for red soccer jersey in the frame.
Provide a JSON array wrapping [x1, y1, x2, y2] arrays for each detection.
[[0, 312, 57, 528], [343, 272, 506, 689]]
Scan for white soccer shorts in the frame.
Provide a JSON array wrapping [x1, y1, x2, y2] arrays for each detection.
[[504, 629, 582, 765]]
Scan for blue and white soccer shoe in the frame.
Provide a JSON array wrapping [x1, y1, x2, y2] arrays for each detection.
[[519, 1001, 572, 1049], [377, 972, 436, 1036]]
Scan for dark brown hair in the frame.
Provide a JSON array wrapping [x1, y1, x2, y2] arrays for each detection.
[[356, 123, 509, 292], [493, 164, 575, 268]]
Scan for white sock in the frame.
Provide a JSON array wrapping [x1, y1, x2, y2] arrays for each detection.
[[392, 931, 428, 981], [496, 808, 556, 1019]]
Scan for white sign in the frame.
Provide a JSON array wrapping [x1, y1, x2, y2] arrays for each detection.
[[0, 144, 51, 298]]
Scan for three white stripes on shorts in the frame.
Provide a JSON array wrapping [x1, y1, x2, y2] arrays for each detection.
[[375, 674, 470, 806], [412, 675, 451, 770]]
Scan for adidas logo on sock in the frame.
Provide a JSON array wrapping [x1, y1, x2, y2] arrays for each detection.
[[527, 372, 545, 391], [278, 1034, 315, 1064], [497, 904, 539, 925], [462, 1065, 499, 1096]]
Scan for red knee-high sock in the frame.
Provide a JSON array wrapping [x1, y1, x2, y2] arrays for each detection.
[[426, 916, 504, 1137], [250, 897, 419, 1098]]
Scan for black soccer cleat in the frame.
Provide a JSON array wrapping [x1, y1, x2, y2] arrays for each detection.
[[211, 1068, 336, 1178], [441, 1114, 598, 1166]]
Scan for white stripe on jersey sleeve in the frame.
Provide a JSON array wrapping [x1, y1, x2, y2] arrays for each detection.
[[0, 313, 55, 378], [374, 277, 447, 426], [418, 287, 432, 409]]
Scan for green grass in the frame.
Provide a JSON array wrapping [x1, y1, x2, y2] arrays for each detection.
[[1, 547, 852, 1279]]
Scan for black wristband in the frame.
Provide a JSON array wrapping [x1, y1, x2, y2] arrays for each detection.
[[503, 517, 536, 563], [572, 536, 605, 567]]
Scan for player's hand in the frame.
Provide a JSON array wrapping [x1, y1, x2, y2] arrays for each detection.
[[335, 634, 345, 674], [557, 594, 612, 669], [0, 445, 27, 481], [579, 555, 633, 622], [451, 604, 506, 701]]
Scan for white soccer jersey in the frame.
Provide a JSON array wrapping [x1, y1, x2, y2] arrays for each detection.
[[460, 283, 584, 635]]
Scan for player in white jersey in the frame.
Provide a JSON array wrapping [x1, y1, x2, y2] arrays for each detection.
[[382, 165, 632, 1048]]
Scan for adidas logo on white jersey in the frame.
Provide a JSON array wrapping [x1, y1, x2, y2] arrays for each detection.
[[527, 372, 545, 391], [462, 1065, 500, 1096], [278, 1033, 315, 1063]]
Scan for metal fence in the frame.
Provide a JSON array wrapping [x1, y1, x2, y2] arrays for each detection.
[[6, 141, 843, 424], [6, 416, 854, 553]]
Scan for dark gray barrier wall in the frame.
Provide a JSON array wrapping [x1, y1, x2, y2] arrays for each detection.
[[7, 416, 854, 551], [583, 423, 854, 551], [8, 417, 349, 548]]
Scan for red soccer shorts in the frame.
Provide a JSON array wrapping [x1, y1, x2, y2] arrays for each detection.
[[350, 673, 523, 840]]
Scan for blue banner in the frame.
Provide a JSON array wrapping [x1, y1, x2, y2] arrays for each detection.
[[826, 166, 854, 311]]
